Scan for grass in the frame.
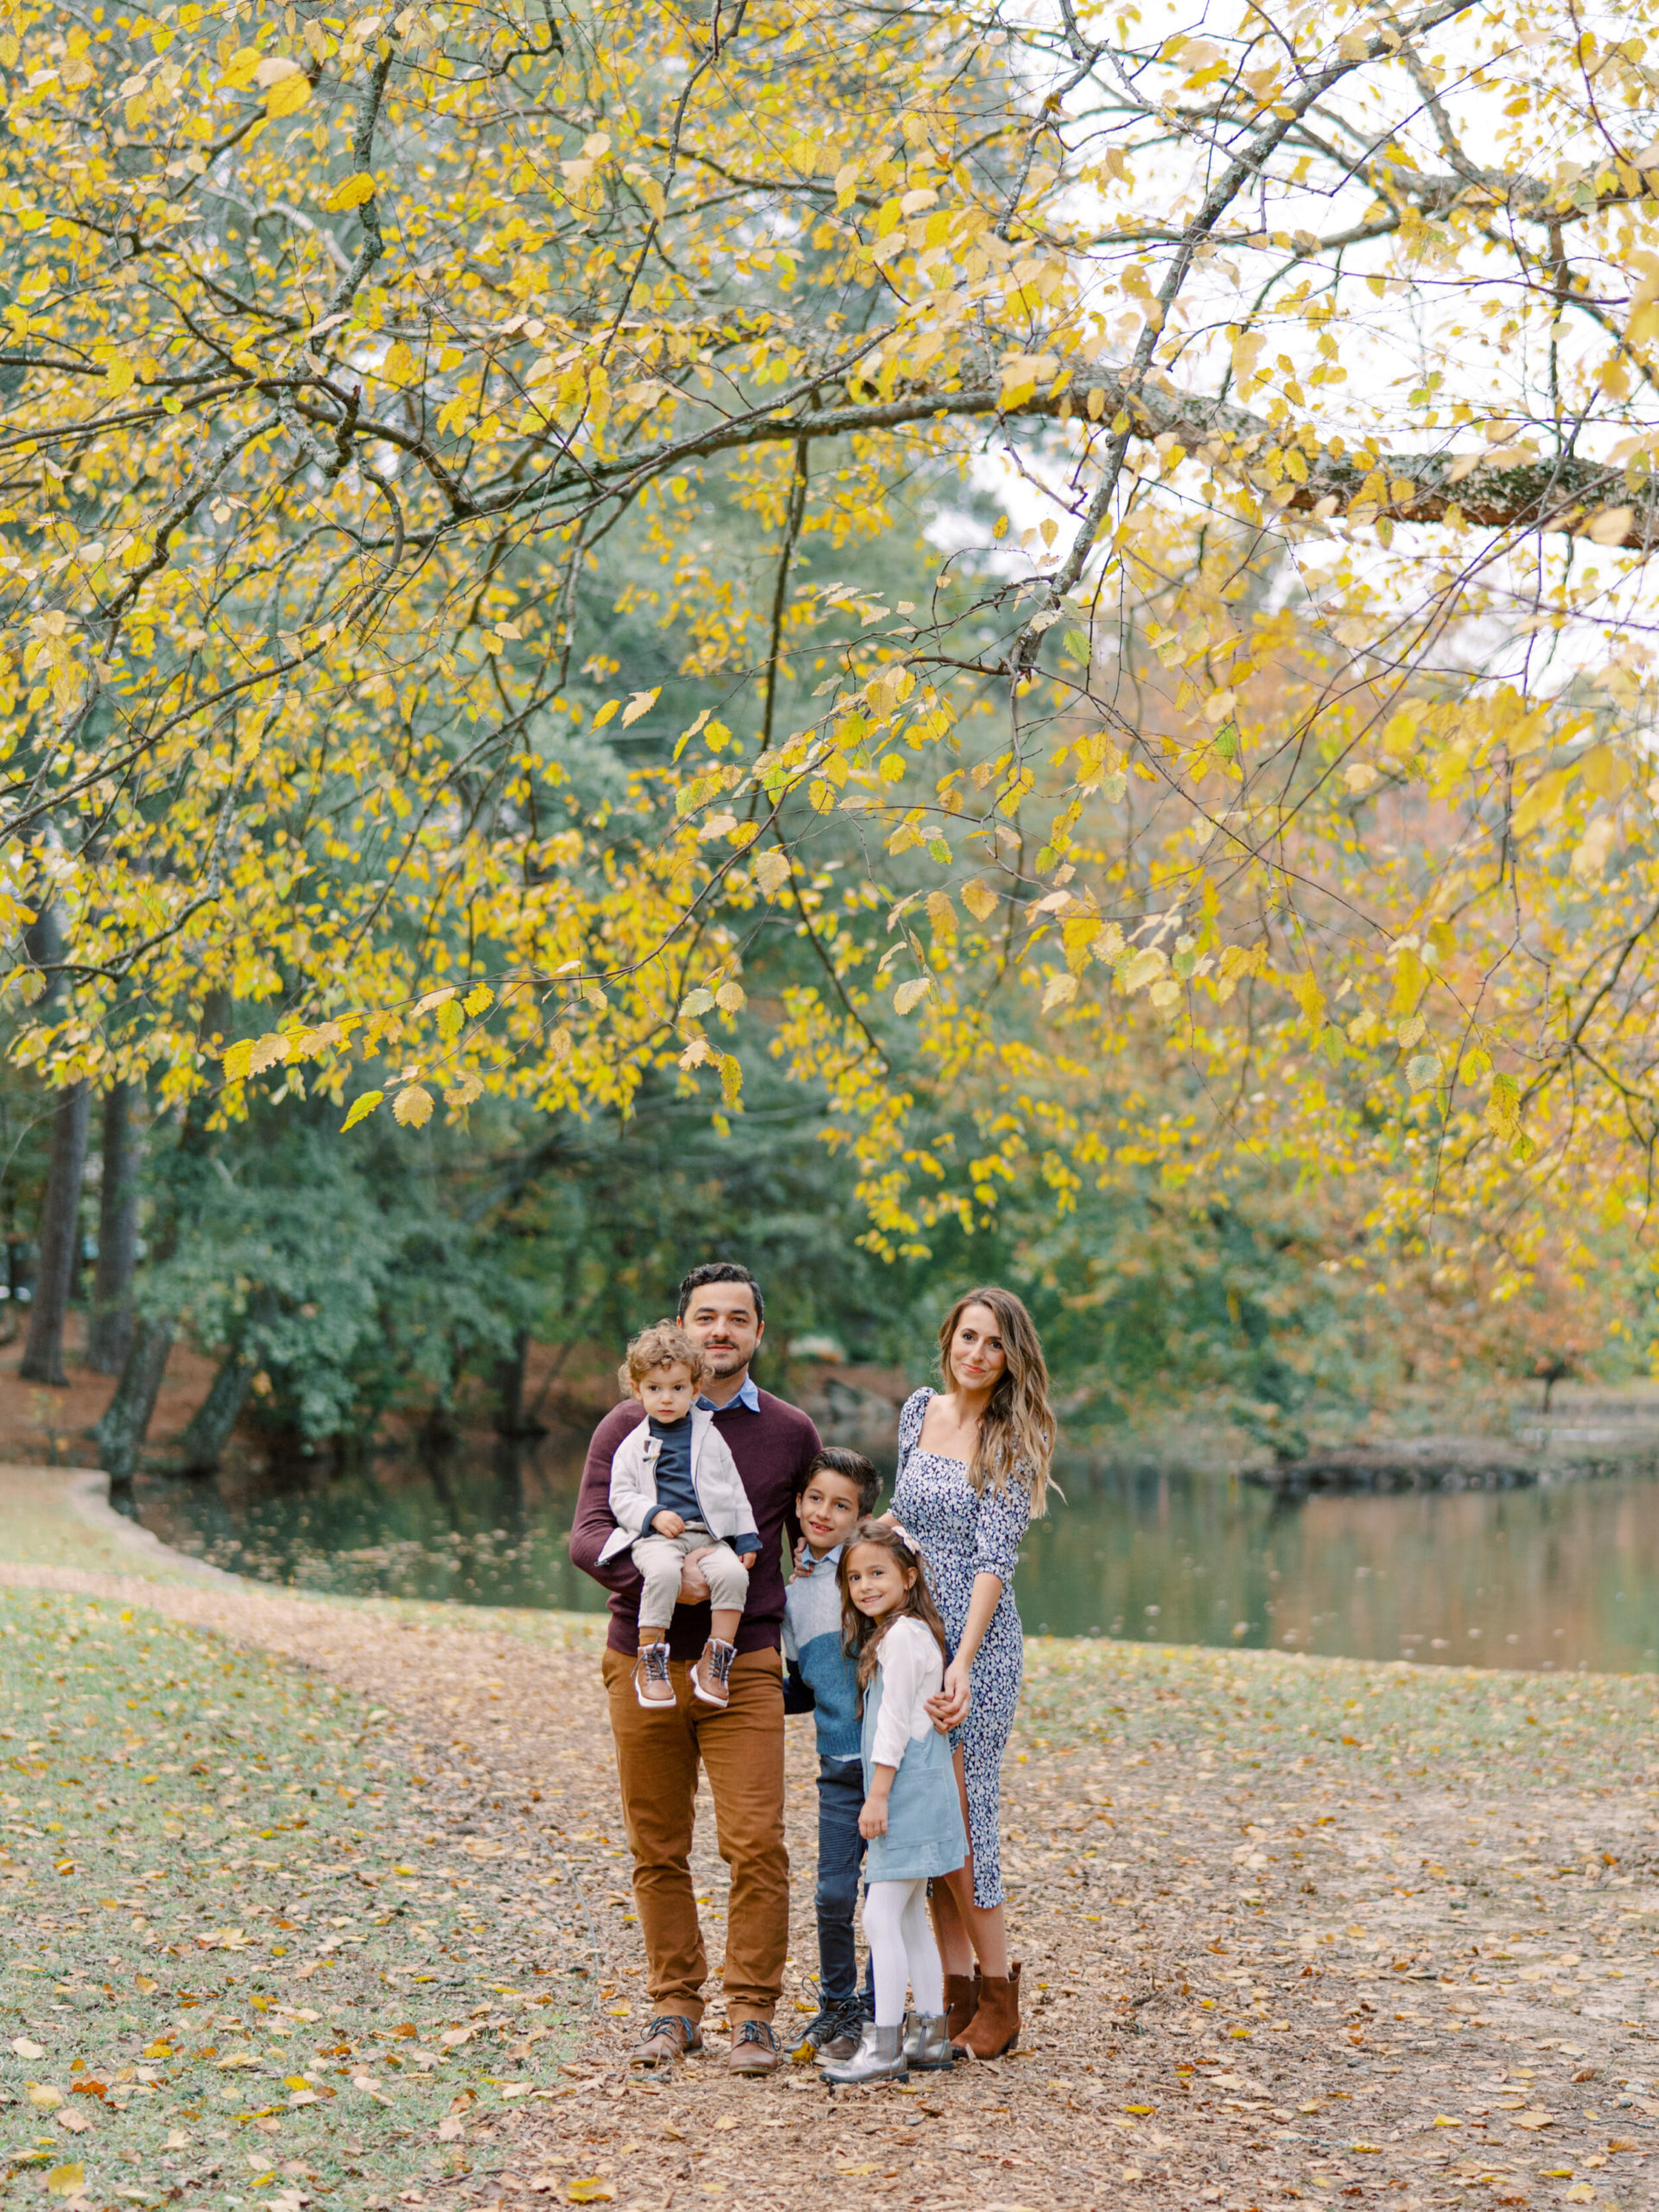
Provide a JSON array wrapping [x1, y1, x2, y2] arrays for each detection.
[[1021, 1631, 1659, 1787], [0, 1586, 580, 2210]]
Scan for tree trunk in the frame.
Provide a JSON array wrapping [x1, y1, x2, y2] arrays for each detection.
[[94, 1315, 175, 1480], [91, 990, 226, 1479], [491, 1326, 544, 1437], [19, 1079, 91, 1386], [86, 1082, 141, 1374], [174, 1351, 255, 1476]]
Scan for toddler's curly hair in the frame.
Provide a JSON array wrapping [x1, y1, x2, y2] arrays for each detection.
[[619, 1319, 708, 1398]]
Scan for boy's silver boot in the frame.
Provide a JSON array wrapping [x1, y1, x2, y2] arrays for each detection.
[[819, 2020, 908, 2086], [901, 2010, 956, 2070]]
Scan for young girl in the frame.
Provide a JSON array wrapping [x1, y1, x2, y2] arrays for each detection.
[[820, 1520, 967, 2086]]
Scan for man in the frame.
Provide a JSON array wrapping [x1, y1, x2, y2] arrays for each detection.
[[569, 1262, 822, 2074]]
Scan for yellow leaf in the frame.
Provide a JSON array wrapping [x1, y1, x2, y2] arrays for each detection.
[[566, 2184, 615, 2205], [340, 1089, 384, 1132], [1570, 814, 1618, 880], [1510, 2109, 1554, 2129], [715, 981, 746, 1012], [1565, 2187, 1596, 2204], [247, 1033, 289, 1075], [219, 48, 261, 88], [104, 358, 137, 397], [222, 1038, 255, 1081], [11, 2038, 42, 2060], [264, 69, 310, 117], [323, 171, 376, 212], [1584, 505, 1632, 545], [893, 978, 931, 1014], [1042, 972, 1077, 1012], [753, 849, 791, 895], [382, 340, 418, 386], [44, 2164, 83, 2197], [393, 1083, 434, 1128], [28, 2084, 63, 2108], [1119, 948, 1165, 995], [592, 700, 620, 729], [621, 686, 660, 727], [463, 983, 494, 1015], [962, 880, 999, 920]]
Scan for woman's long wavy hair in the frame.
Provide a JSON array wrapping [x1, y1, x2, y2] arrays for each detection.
[[838, 1519, 951, 1707], [937, 1286, 1056, 1517]]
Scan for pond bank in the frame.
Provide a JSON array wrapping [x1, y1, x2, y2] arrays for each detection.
[[3, 1469, 1659, 2206]]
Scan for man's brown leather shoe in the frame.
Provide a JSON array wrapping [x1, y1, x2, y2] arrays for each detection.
[[629, 2013, 704, 2067], [727, 2019, 781, 2075]]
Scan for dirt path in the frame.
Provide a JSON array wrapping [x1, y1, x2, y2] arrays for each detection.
[[3, 1477, 1659, 2211]]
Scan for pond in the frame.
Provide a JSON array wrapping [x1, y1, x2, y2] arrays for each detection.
[[128, 1425, 1659, 1675]]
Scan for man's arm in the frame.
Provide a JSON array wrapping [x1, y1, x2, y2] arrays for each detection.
[[569, 1406, 646, 1596]]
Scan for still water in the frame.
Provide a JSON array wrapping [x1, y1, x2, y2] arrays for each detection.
[[131, 1441, 1659, 1675]]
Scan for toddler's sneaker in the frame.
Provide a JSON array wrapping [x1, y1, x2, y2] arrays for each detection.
[[633, 1641, 675, 1709], [691, 1636, 736, 1706]]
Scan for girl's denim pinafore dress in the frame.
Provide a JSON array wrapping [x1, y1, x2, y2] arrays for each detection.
[[861, 1666, 968, 1884]]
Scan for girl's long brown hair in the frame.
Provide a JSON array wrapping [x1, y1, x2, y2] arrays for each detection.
[[937, 1285, 1056, 1516], [837, 1520, 951, 1705]]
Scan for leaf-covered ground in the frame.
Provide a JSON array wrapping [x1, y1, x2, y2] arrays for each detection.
[[0, 1580, 587, 2210], [3, 1469, 1659, 2209]]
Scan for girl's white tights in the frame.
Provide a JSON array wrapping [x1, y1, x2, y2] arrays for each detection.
[[861, 1878, 945, 2026]]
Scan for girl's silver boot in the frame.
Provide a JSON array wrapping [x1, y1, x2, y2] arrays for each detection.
[[819, 2020, 908, 2086], [901, 2011, 956, 2071]]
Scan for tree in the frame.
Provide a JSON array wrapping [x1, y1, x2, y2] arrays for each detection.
[[5, 0, 1659, 1318], [86, 1082, 140, 1372]]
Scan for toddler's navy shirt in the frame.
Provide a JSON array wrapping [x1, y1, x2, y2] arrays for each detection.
[[647, 1414, 702, 1532]]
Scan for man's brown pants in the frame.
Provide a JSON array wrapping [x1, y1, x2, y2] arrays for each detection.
[[601, 1645, 788, 2026]]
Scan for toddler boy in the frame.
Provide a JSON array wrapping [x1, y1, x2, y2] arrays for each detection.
[[781, 1445, 882, 2060], [598, 1322, 760, 1711]]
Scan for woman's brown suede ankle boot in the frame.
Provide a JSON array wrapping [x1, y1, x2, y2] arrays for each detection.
[[944, 1971, 980, 2044], [950, 1961, 1021, 2059]]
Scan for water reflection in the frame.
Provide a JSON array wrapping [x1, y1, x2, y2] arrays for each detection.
[[134, 1437, 1659, 1674]]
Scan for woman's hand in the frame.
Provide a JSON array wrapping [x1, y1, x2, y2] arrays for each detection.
[[858, 1795, 889, 1840], [926, 1655, 973, 1732]]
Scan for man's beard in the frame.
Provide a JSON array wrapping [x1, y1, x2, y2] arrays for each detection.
[[702, 1343, 747, 1375]]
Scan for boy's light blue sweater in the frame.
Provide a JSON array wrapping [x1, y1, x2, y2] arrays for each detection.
[[782, 1547, 860, 1762]]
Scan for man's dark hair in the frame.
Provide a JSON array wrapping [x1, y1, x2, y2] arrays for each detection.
[[676, 1262, 765, 1326], [801, 1446, 882, 1518]]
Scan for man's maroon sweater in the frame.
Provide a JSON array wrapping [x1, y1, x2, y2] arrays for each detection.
[[569, 1390, 822, 1660]]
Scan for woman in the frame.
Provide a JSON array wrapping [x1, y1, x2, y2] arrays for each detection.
[[889, 1286, 1054, 2060]]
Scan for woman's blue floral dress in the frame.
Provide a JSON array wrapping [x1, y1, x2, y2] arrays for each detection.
[[890, 1387, 1032, 1909]]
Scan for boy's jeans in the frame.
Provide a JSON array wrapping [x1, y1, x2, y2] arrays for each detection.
[[816, 1753, 867, 2005]]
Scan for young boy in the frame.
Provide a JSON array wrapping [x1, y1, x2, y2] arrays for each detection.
[[599, 1322, 760, 1712], [781, 1445, 883, 2061]]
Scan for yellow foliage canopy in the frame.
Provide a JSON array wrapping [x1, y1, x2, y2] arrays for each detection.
[[4, 0, 1659, 1288]]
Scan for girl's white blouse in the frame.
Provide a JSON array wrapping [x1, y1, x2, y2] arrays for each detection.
[[868, 1615, 946, 1772]]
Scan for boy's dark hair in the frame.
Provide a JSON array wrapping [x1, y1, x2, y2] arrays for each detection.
[[676, 1262, 765, 1326], [800, 1446, 881, 1518]]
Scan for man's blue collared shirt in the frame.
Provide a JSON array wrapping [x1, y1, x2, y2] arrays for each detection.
[[697, 1375, 760, 1414]]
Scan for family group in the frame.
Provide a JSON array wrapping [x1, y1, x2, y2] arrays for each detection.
[[569, 1262, 1055, 2086]]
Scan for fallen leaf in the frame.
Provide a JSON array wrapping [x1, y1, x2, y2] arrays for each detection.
[[44, 2164, 83, 2198], [1511, 2109, 1555, 2130], [1565, 2190, 1595, 2206], [436, 2116, 465, 2142], [714, 2114, 738, 2131], [54, 2109, 91, 2133], [27, 2082, 64, 2108], [565, 2185, 615, 2206]]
